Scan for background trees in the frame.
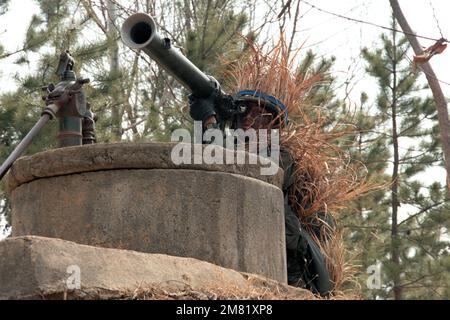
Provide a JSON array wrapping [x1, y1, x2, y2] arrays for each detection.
[[342, 24, 449, 299], [0, 0, 448, 299]]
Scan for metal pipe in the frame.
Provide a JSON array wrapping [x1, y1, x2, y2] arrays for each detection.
[[121, 13, 218, 98], [58, 116, 82, 148], [0, 113, 52, 180]]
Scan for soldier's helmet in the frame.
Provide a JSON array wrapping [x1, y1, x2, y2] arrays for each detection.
[[233, 90, 289, 129]]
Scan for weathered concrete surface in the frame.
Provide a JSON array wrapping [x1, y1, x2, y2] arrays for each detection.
[[0, 237, 311, 300], [8, 143, 287, 282], [5, 143, 283, 193]]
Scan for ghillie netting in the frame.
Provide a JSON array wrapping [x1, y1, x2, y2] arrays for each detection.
[[223, 36, 376, 293]]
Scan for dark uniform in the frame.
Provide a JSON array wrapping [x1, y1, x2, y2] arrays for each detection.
[[280, 149, 334, 296]]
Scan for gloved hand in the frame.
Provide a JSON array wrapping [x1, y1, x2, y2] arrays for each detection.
[[188, 91, 218, 122]]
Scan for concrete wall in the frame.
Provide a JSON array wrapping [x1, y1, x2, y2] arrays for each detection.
[[6, 143, 287, 283]]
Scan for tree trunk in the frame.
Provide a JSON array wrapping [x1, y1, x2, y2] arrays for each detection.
[[390, 25, 402, 300], [390, 0, 450, 194], [183, 0, 192, 31], [106, 0, 122, 140]]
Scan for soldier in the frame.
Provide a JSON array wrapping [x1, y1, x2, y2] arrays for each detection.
[[189, 89, 335, 296], [119, 12, 356, 296]]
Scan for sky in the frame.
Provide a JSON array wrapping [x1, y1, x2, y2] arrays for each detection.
[[0, 0, 449, 233]]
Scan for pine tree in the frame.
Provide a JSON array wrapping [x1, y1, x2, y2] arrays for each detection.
[[341, 92, 392, 299], [345, 22, 450, 299]]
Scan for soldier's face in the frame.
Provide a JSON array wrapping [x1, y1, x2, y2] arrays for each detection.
[[236, 102, 274, 131]]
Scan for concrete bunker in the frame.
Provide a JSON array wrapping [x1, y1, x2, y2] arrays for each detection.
[[5, 143, 287, 283]]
